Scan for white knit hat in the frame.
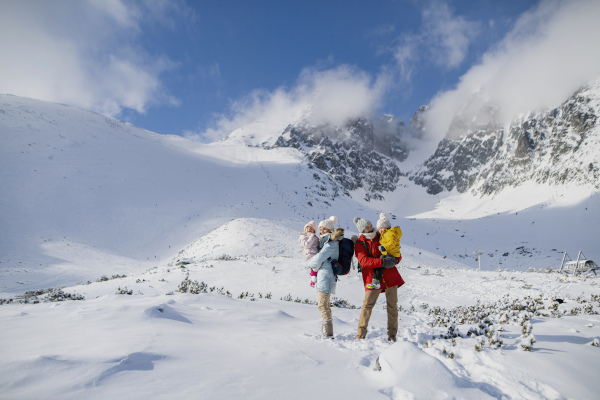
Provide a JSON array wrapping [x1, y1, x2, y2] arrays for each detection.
[[377, 213, 391, 229], [318, 216, 338, 232], [353, 216, 372, 234]]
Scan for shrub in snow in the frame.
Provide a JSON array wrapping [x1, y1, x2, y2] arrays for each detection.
[[439, 323, 462, 340], [45, 289, 85, 302], [522, 321, 533, 335], [281, 293, 293, 302], [279, 293, 355, 308], [570, 307, 581, 316], [238, 292, 256, 301], [489, 331, 504, 349], [115, 287, 133, 295], [331, 297, 357, 309], [521, 335, 536, 351], [1, 288, 84, 304], [280, 294, 316, 305], [583, 304, 597, 314], [96, 274, 127, 282], [592, 338, 599, 347], [474, 336, 486, 352], [176, 275, 231, 297]]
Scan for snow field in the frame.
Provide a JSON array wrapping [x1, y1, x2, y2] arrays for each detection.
[[4, 217, 600, 399], [2, 94, 600, 399]]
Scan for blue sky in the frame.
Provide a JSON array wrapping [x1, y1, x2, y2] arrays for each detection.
[[2, 0, 600, 142]]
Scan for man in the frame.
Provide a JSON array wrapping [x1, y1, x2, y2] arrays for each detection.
[[353, 216, 405, 341]]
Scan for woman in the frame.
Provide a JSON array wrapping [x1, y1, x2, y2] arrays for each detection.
[[307, 216, 343, 338], [353, 216, 405, 341]]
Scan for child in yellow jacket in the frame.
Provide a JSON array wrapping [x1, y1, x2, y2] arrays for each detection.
[[367, 213, 402, 289]]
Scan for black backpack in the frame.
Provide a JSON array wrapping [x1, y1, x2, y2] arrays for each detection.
[[331, 238, 355, 276]]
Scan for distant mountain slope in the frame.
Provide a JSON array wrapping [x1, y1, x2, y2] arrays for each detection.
[[411, 81, 600, 196], [223, 80, 600, 206], [0, 94, 355, 291]]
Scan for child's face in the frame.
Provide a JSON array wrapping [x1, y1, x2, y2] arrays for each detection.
[[378, 228, 387, 235], [305, 226, 315, 233]]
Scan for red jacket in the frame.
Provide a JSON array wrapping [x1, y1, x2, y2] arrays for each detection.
[[355, 232, 405, 291]]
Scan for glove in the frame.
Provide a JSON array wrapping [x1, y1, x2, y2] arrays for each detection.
[[382, 256, 397, 269]]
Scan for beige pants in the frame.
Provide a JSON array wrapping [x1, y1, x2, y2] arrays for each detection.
[[317, 291, 332, 321], [317, 292, 333, 336], [357, 285, 398, 338]]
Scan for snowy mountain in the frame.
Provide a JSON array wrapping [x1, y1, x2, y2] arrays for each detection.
[[0, 93, 359, 292], [268, 117, 410, 201], [224, 80, 600, 212], [411, 80, 600, 196], [1, 91, 600, 399]]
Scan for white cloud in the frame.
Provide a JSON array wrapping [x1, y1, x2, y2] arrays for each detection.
[[0, 0, 180, 117], [426, 0, 600, 139], [422, 3, 479, 69], [192, 65, 391, 142], [393, 2, 479, 81]]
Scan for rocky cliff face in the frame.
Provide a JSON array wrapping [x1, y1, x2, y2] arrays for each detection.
[[269, 117, 410, 201], [236, 81, 600, 201], [410, 81, 600, 195]]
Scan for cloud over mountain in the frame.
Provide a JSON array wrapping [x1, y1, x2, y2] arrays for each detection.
[[192, 65, 390, 142], [426, 0, 600, 139], [0, 0, 184, 117]]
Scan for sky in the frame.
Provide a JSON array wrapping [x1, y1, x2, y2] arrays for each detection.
[[1, 0, 600, 142]]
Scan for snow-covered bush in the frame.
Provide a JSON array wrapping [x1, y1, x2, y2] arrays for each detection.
[[238, 292, 256, 301], [177, 275, 231, 297], [1, 288, 85, 304], [521, 335, 536, 351], [96, 274, 127, 282], [115, 287, 133, 295], [522, 321, 533, 335], [474, 336, 486, 352], [331, 297, 357, 309]]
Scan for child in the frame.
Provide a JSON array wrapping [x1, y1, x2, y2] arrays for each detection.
[[299, 220, 320, 287], [367, 213, 402, 290]]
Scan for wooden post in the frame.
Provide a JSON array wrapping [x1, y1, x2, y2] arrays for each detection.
[[559, 251, 570, 272]]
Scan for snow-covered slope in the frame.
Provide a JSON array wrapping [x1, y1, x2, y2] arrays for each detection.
[[0, 94, 356, 293], [1, 94, 600, 400], [2, 92, 599, 293], [1, 217, 599, 399]]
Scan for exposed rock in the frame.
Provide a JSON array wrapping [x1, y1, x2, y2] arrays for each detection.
[[271, 117, 409, 201], [410, 82, 600, 195]]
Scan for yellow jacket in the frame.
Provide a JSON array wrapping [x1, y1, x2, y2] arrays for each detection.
[[379, 226, 402, 257]]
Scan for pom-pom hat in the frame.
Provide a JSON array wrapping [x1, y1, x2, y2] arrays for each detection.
[[318, 216, 338, 232], [377, 213, 392, 229], [353, 216, 372, 234]]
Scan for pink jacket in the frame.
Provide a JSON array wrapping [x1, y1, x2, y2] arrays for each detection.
[[299, 233, 319, 261]]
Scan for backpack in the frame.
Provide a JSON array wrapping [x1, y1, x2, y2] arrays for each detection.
[[331, 238, 355, 276]]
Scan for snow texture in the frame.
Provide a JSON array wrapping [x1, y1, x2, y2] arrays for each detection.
[[1, 93, 600, 399]]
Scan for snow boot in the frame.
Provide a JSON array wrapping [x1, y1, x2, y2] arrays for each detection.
[[322, 319, 334, 338]]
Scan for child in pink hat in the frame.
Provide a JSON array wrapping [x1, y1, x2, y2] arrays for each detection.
[[299, 220, 320, 287]]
